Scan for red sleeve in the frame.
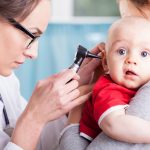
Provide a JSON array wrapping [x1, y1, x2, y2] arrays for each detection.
[[93, 76, 136, 124], [80, 98, 101, 139], [93, 87, 128, 122]]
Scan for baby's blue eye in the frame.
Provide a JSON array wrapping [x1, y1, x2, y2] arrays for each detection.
[[141, 51, 149, 57], [118, 48, 126, 55]]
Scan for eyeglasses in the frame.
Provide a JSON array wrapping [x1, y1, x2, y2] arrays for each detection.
[[7, 18, 40, 49]]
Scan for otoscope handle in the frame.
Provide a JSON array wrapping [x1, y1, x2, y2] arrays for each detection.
[[69, 63, 80, 73], [67, 44, 100, 84], [66, 63, 80, 84]]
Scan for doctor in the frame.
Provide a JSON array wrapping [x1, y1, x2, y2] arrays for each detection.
[[0, 0, 100, 149]]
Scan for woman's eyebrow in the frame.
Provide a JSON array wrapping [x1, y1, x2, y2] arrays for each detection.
[[30, 27, 43, 34]]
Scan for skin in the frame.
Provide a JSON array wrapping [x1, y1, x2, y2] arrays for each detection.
[[0, 0, 101, 149], [97, 0, 150, 144], [118, 0, 150, 19], [105, 17, 150, 89], [65, 0, 150, 147], [99, 0, 150, 143], [100, 17, 150, 143], [0, 0, 50, 76]]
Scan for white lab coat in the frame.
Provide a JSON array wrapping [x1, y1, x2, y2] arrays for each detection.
[[0, 73, 67, 150]]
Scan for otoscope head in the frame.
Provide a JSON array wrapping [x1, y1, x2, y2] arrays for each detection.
[[76, 45, 101, 59], [76, 45, 88, 59], [69, 45, 101, 73]]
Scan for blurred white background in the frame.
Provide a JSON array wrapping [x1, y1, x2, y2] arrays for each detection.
[[51, 0, 119, 22]]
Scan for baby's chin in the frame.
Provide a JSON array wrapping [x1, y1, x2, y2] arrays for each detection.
[[114, 79, 139, 90], [121, 82, 140, 90]]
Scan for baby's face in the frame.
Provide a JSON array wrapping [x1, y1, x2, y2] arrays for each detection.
[[105, 17, 150, 89]]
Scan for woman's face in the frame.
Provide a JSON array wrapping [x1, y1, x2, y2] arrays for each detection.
[[0, 0, 50, 76], [118, 0, 150, 19]]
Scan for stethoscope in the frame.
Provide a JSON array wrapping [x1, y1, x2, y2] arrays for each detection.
[[0, 94, 10, 125], [0, 94, 13, 137]]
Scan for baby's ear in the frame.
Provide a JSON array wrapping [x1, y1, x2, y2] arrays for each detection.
[[101, 49, 109, 73]]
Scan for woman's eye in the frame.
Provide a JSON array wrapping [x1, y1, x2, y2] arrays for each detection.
[[118, 48, 126, 55], [32, 32, 38, 36], [141, 51, 149, 57]]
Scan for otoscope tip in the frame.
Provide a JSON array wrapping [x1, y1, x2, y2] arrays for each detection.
[[87, 51, 102, 59]]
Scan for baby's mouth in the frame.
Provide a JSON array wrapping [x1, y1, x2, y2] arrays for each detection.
[[125, 70, 137, 76]]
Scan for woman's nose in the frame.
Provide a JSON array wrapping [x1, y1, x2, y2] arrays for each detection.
[[23, 44, 38, 59]]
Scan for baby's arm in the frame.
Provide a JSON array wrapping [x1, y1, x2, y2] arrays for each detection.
[[100, 108, 150, 143], [86, 81, 150, 150], [100, 82, 150, 143], [60, 82, 150, 149], [100, 83, 150, 144]]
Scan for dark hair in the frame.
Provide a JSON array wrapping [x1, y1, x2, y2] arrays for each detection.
[[130, 0, 149, 7], [0, 0, 41, 21]]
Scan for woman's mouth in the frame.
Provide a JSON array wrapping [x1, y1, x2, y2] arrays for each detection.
[[12, 61, 24, 68], [15, 61, 24, 65]]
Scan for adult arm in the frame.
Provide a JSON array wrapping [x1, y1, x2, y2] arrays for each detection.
[[59, 86, 92, 150], [60, 124, 90, 150], [0, 101, 19, 150], [2, 42, 101, 149], [9, 69, 89, 150], [0, 73, 26, 150], [10, 46, 102, 150]]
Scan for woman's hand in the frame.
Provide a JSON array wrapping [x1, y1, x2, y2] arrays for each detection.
[[68, 84, 93, 124], [67, 43, 106, 125], [26, 69, 84, 123], [11, 69, 87, 150], [78, 42, 105, 86]]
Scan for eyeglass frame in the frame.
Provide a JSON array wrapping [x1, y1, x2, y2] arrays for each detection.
[[7, 18, 40, 49]]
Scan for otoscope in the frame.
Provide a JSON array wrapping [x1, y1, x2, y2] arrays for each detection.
[[69, 45, 101, 73]]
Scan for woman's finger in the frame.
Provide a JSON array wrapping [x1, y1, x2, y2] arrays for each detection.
[[60, 89, 80, 106], [81, 42, 105, 67], [60, 79, 79, 95], [80, 58, 100, 74], [65, 92, 92, 111], [48, 91, 92, 121], [59, 84, 93, 107], [78, 57, 102, 85], [54, 69, 79, 85]]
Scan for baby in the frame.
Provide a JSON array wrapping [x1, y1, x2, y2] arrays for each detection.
[[80, 16, 150, 149]]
